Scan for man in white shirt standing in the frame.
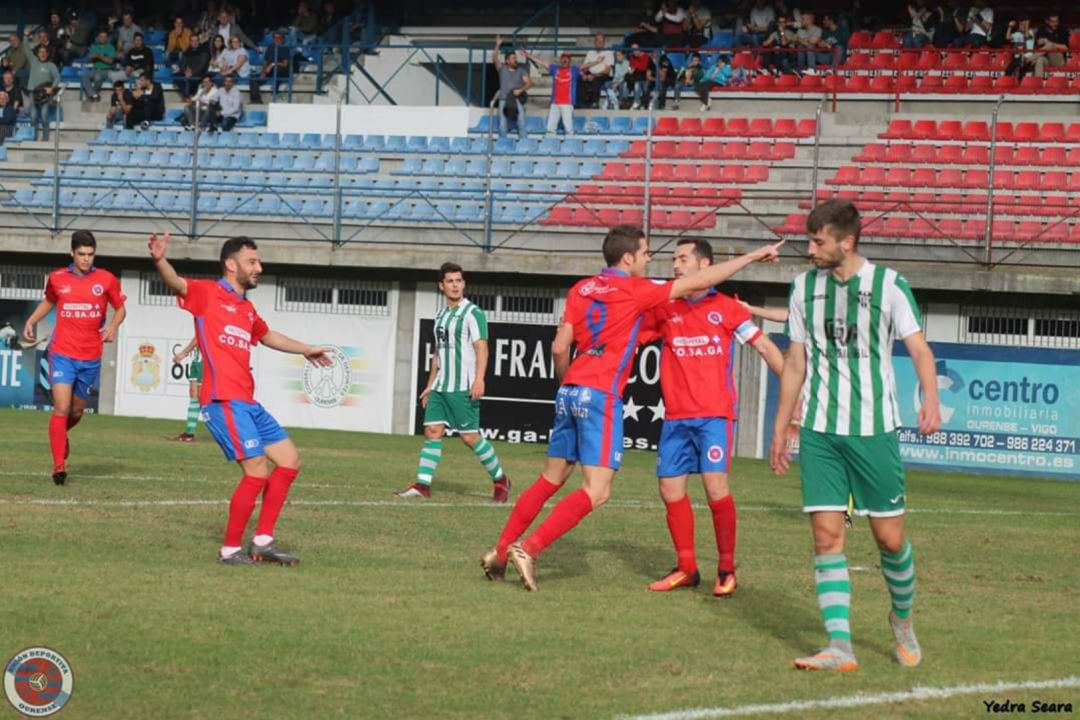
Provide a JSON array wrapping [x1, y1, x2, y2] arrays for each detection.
[[579, 33, 614, 109], [184, 75, 219, 129], [218, 73, 242, 131]]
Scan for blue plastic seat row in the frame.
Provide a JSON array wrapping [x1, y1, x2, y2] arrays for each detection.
[[65, 147, 378, 174], [395, 157, 604, 180], [471, 115, 654, 135]]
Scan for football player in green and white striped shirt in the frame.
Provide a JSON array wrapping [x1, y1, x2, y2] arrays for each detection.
[[769, 200, 941, 673], [395, 263, 511, 502]]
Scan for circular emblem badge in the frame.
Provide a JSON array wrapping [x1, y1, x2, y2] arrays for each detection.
[[91, 284, 104, 297], [706, 311, 723, 325], [707, 445, 725, 463], [4, 647, 74, 717], [303, 345, 351, 409]]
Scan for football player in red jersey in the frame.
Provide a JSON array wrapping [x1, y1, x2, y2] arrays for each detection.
[[481, 226, 784, 591], [149, 231, 333, 566], [644, 238, 784, 596], [23, 231, 127, 485]]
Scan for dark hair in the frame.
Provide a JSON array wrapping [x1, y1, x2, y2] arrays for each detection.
[[602, 225, 644, 267], [438, 262, 464, 282], [676, 237, 713, 263], [134, 31, 143, 39], [113, 80, 124, 88], [71, 230, 96, 251], [219, 236, 258, 267], [140, 70, 153, 80], [806, 199, 861, 245]]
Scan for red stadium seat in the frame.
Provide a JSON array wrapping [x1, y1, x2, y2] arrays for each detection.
[[749, 118, 773, 136], [882, 217, 911, 237], [674, 164, 699, 182], [962, 169, 988, 188], [861, 215, 887, 236], [540, 206, 574, 225], [1044, 75, 1070, 93], [849, 31, 872, 49], [652, 140, 677, 158], [870, 53, 896, 71], [991, 220, 1018, 242], [1067, 123, 1080, 143], [862, 166, 887, 185], [992, 170, 1015, 190], [937, 145, 963, 164], [917, 74, 943, 92], [844, 75, 871, 92], [1070, 31, 1080, 53], [916, 50, 941, 71], [770, 118, 798, 137], [869, 75, 894, 93], [989, 146, 1012, 165], [909, 190, 936, 212], [654, 117, 680, 135], [1013, 170, 1038, 190], [620, 208, 643, 226], [884, 144, 912, 163], [751, 74, 775, 90], [911, 120, 937, 139], [1014, 122, 1039, 142], [842, 53, 872, 71], [745, 165, 769, 182], [909, 217, 937, 238], [720, 165, 746, 183], [937, 218, 965, 238], [795, 119, 816, 137], [1042, 122, 1066, 141], [1041, 222, 1069, 243], [943, 75, 969, 92], [860, 190, 886, 209], [1044, 171, 1067, 190], [855, 143, 887, 162], [625, 163, 646, 181], [995, 122, 1015, 142], [674, 141, 699, 159], [699, 141, 724, 159], [968, 51, 995, 72], [896, 75, 919, 93], [963, 121, 991, 141], [776, 213, 807, 234], [898, 50, 920, 71], [1018, 76, 1043, 93], [885, 167, 914, 186], [678, 118, 703, 135], [912, 168, 937, 187], [969, 75, 993, 93], [722, 141, 747, 159], [773, 141, 796, 159], [1067, 147, 1080, 165], [1013, 146, 1039, 165], [829, 166, 859, 185], [624, 140, 647, 158], [937, 193, 966, 213], [776, 73, 799, 90], [938, 168, 964, 188], [994, 75, 1018, 92], [938, 120, 963, 140], [703, 118, 726, 136], [726, 118, 749, 136], [872, 31, 899, 49], [943, 53, 967, 71], [959, 218, 985, 240], [650, 163, 675, 181], [596, 208, 623, 227], [698, 165, 724, 182], [570, 207, 602, 226], [746, 141, 771, 160], [799, 73, 824, 91], [600, 163, 628, 180], [1043, 195, 1069, 215]]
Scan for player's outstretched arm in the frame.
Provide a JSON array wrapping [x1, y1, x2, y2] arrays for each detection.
[[148, 232, 188, 297], [670, 240, 784, 300], [551, 323, 574, 382], [751, 333, 785, 377], [769, 340, 805, 475], [903, 331, 941, 435], [260, 330, 333, 367], [738, 298, 790, 324]]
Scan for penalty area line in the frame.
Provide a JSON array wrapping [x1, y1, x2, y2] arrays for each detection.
[[618, 676, 1080, 720]]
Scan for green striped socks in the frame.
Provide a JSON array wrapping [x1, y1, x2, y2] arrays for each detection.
[[185, 398, 200, 435], [880, 540, 916, 620], [416, 439, 443, 486], [814, 553, 853, 654], [471, 437, 504, 481]]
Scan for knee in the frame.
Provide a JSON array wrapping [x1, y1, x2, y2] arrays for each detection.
[[52, 400, 71, 416], [460, 433, 479, 448], [875, 532, 905, 555], [812, 526, 844, 555], [657, 482, 684, 503], [424, 425, 444, 441], [585, 483, 611, 508]]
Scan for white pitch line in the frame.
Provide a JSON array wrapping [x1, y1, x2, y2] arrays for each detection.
[[619, 676, 1080, 720], [0, 471, 346, 489]]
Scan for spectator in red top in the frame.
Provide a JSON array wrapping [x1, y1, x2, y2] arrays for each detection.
[[627, 43, 656, 109], [526, 49, 580, 136]]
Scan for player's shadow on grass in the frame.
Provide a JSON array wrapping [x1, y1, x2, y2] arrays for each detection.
[[538, 539, 591, 584], [722, 585, 826, 654], [603, 540, 679, 581]]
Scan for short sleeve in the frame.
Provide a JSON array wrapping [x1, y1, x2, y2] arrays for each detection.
[[720, 295, 762, 345], [107, 274, 127, 309], [633, 278, 674, 312], [251, 312, 269, 345], [470, 308, 489, 342], [887, 274, 923, 339], [177, 278, 210, 316], [44, 274, 57, 303], [786, 277, 807, 343]]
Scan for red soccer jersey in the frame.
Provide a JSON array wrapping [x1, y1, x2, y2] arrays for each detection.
[[561, 268, 673, 397], [44, 265, 126, 361], [648, 290, 762, 420], [178, 278, 269, 405]]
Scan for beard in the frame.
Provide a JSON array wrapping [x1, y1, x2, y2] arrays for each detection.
[[236, 271, 259, 290]]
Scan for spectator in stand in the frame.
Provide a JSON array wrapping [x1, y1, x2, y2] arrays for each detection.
[[106, 80, 133, 128], [218, 35, 251, 82], [177, 34, 210, 100], [653, 53, 677, 109], [45, 12, 70, 66], [132, 71, 165, 129], [113, 12, 142, 55], [1, 71, 24, 117], [795, 12, 826, 73], [83, 31, 116, 101], [627, 0, 660, 47], [210, 9, 256, 49], [124, 33, 154, 77], [672, 51, 702, 109], [0, 91, 16, 144], [294, 2, 321, 44], [167, 17, 193, 69], [321, 2, 339, 36], [735, 0, 776, 47], [628, 43, 656, 109], [31, 30, 57, 65], [27, 45, 60, 141], [3, 34, 29, 87], [821, 14, 850, 66], [763, 16, 797, 75], [1005, 17, 1038, 78], [696, 54, 731, 110], [953, 1, 992, 48], [525, 49, 579, 136], [68, 13, 92, 61], [251, 32, 293, 103], [184, 75, 220, 129], [492, 34, 531, 139], [208, 34, 227, 75], [656, 1, 688, 47], [1034, 14, 1070, 77], [194, 1, 220, 38], [608, 49, 631, 108], [903, 0, 934, 48], [687, 1, 712, 47], [218, 73, 243, 130], [932, 1, 963, 48], [579, 33, 614, 108]]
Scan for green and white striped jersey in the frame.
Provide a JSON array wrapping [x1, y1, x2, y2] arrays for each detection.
[[786, 261, 922, 436], [432, 299, 489, 393]]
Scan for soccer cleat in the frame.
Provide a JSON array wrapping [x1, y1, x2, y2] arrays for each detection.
[[169, 433, 195, 442], [480, 547, 506, 581], [492, 476, 511, 503], [508, 542, 538, 592], [713, 571, 738, 597], [218, 550, 256, 565], [889, 612, 922, 667], [51, 468, 67, 486], [648, 567, 701, 592], [250, 539, 300, 567], [394, 483, 431, 498], [793, 647, 859, 672]]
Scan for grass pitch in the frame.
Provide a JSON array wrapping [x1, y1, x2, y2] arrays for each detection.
[[1, 408, 1078, 719]]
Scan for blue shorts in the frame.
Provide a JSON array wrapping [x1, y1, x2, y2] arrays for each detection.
[[203, 400, 289, 462], [657, 417, 735, 478], [547, 385, 624, 470], [48, 352, 101, 400]]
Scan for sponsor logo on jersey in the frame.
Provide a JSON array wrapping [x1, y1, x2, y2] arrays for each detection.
[[223, 325, 252, 342], [244, 439, 260, 450], [220, 304, 237, 313], [707, 445, 725, 463], [672, 335, 710, 347], [579, 281, 616, 296], [56, 285, 72, 295], [4, 646, 75, 718], [91, 284, 104, 297], [302, 345, 352, 409], [706, 311, 723, 325]]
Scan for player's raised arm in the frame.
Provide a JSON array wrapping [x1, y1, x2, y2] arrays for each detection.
[[903, 331, 941, 435], [259, 330, 333, 367], [148, 232, 188, 297], [551, 322, 574, 381], [670, 240, 783, 300]]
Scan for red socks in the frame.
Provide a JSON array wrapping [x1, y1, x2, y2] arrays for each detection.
[[496, 474, 561, 563], [255, 466, 299, 538], [48, 414, 67, 470], [665, 495, 697, 574], [521, 489, 593, 558], [709, 494, 737, 574], [224, 475, 269, 546]]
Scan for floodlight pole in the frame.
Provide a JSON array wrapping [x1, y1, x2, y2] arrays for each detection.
[[332, 97, 344, 245], [983, 94, 1005, 266], [50, 90, 63, 233], [189, 102, 201, 240], [810, 95, 826, 208], [643, 99, 654, 236]]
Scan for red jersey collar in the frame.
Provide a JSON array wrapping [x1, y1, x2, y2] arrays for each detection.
[[65, 263, 96, 277], [217, 277, 247, 298]]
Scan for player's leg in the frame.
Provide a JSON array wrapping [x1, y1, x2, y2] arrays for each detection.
[[698, 418, 737, 596], [793, 429, 858, 671], [399, 391, 450, 497], [182, 380, 201, 440], [250, 431, 302, 567], [458, 389, 509, 501], [845, 432, 920, 667], [649, 419, 699, 591], [47, 380, 74, 483]]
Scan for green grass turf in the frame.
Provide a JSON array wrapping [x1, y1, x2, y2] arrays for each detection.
[[1, 408, 1078, 719]]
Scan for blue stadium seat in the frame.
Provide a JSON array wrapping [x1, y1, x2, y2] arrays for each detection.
[[130, 150, 152, 165], [583, 116, 611, 134], [310, 174, 333, 189], [407, 136, 429, 152], [554, 161, 577, 179], [164, 108, 184, 124], [216, 196, 239, 214], [342, 135, 363, 151], [582, 139, 606, 157], [572, 116, 587, 134], [112, 190, 137, 210], [407, 202, 436, 221], [464, 160, 486, 177], [281, 133, 301, 148], [259, 133, 281, 149], [367, 201, 391, 218], [526, 117, 545, 134], [158, 130, 180, 146], [196, 195, 218, 212], [233, 153, 253, 170], [534, 160, 557, 177], [444, 158, 467, 176], [339, 155, 360, 173], [522, 205, 546, 223], [319, 134, 338, 150], [200, 132, 223, 148], [491, 158, 511, 176], [342, 200, 366, 218], [493, 137, 516, 154], [581, 161, 604, 178], [251, 154, 273, 171], [472, 116, 491, 133], [94, 128, 119, 145], [514, 138, 538, 154], [13, 125, 36, 142], [272, 154, 295, 171], [456, 204, 484, 222], [498, 204, 526, 224], [68, 148, 91, 164], [563, 138, 584, 156], [536, 138, 560, 156], [468, 137, 488, 154], [106, 149, 129, 164], [244, 110, 268, 126], [300, 133, 322, 149], [509, 160, 534, 177], [449, 137, 471, 154], [237, 133, 259, 148], [396, 157, 423, 175], [358, 157, 379, 173], [610, 116, 633, 134], [135, 130, 158, 146], [292, 155, 316, 171], [364, 135, 385, 151], [385, 135, 407, 152], [428, 137, 450, 153], [301, 199, 330, 216], [209, 153, 231, 169], [419, 158, 445, 175], [606, 139, 630, 155], [314, 155, 336, 172], [149, 150, 170, 166], [12, 188, 35, 206], [632, 117, 653, 133]]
